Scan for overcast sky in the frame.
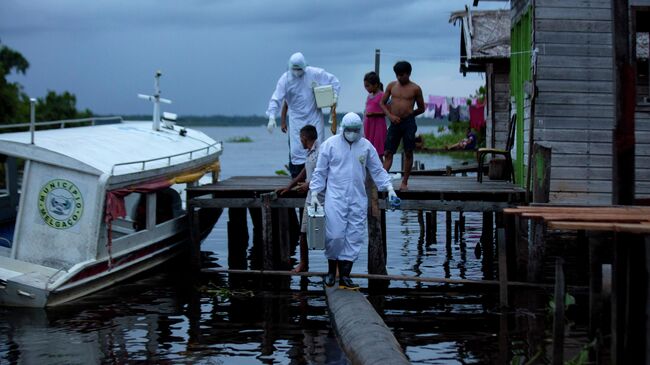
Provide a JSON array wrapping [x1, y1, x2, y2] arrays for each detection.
[[0, 0, 507, 117]]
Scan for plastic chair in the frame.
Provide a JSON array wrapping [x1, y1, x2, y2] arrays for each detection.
[[477, 113, 516, 183]]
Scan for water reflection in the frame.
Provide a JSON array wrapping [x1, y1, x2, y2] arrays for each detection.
[[0, 269, 349, 364]]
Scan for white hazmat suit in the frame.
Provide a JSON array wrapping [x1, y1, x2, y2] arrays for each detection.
[[266, 52, 341, 165], [309, 113, 394, 262]]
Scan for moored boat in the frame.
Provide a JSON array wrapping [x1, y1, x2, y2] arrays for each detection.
[[0, 74, 223, 307]]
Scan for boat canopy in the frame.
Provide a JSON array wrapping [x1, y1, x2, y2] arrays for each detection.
[[0, 122, 221, 176]]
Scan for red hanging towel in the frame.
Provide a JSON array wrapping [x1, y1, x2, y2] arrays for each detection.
[[469, 103, 486, 130]]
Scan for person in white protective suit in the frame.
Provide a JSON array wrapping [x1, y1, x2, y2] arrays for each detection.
[[266, 52, 341, 178], [309, 112, 399, 290]]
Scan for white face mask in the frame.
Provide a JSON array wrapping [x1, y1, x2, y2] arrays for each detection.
[[344, 131, 360, 143], [291, 69, 304, 78]]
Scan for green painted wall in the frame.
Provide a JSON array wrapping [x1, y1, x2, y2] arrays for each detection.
[[510, 8, 532, 186]]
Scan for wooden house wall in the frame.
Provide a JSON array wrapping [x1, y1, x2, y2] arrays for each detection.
[[532, 0, 615, 204], [637, 106, 650, 198], [486, 62, 511, 149]]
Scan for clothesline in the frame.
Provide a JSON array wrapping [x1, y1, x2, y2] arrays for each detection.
[[379, 48, 539, 62]]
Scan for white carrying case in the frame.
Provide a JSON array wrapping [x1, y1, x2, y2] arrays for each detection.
[[313, 85, 335, 108], [306, 205, 325, 250]]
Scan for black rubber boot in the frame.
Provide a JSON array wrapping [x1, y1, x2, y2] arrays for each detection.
[[338, 260, 359, 290], [324, 260, 337, 287]]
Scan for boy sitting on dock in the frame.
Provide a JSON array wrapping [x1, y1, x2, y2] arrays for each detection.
[[277, 125, 320, 272], [446, 127, 477, 151]]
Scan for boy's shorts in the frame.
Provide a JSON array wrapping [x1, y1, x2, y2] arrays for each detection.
[[384, 115, 417, 154]]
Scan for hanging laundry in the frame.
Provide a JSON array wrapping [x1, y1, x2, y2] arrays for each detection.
[[469, 103, 486, 130], [434, 104, 442, 119], [459, 104, 470, 121], [448, 105, 460, 122]]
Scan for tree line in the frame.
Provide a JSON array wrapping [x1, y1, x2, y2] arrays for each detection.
[[0, 41, 91, 125]]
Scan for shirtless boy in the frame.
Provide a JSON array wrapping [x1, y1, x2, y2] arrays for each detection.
[[380, 61, 425, 190]]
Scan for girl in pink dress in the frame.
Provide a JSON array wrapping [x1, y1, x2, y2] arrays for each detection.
[[363, 71, 387, 160]]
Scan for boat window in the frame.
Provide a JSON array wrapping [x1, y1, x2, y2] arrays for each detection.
[[0, 155, 22, 256]]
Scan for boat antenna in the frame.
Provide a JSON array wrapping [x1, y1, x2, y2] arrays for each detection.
[[138, 70, 172, 131]]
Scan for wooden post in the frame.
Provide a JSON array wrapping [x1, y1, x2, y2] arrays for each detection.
[[367, 178, 387, 276], [483, 212, 495, 281], [188, 205, 202, 273], [532, 143, 552, 203], [646, 236, 650, 364], [498, 228, 508, 308], [528, 218, 545, 283], [374, 49, 381, 76], [425, 211, 435, 245], [248, 207, 263, 270], [227, 208, 249, 270], [261, 194, 273, 270], [417, 210, 425, 240], [446, 211, 452, 249], [459, 211, 465, 240], [588, 233, 606, 363], [482, 212, 493, 246], [552, 258, 565, 365], [276, 208, 291, 269], [612, 0, 636, 205]]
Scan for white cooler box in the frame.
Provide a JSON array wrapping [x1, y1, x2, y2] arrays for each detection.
[[306, 205, 325, 250], [313, 85, 335, 108]]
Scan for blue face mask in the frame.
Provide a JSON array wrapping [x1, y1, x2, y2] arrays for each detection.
[[291, 69, 304, 78]]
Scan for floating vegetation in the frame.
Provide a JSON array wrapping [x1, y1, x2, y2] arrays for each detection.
[[226, 136, 253, 143], [198, 282, 254, 303], [275, 169, 288, 176]]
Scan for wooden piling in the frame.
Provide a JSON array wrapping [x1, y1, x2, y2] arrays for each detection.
[[425, 211, 435, 245], [276, 208, 291, 269], [367, 179, 387, 277], [482, 211, 493, 245], [446, 211, 452, 248], [417, 210, 425, 240], [261, 194, 273, 270], [552, 258, 565, 365], [188, 206, 202, 273], [498, 228, 508, 308], [227, 208, 249, 270], [459, 211, 465, 240], [588, 233, 606, 362], [325, 286, 410, 365]]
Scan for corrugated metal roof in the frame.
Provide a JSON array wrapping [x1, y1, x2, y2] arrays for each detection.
[[450, 9, 510, 60], [0, 122, 220, 175]]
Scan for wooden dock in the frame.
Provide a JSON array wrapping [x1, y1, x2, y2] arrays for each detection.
[[187, 175, 525, 210], [187, 174, 525, 284], [186, 175, 525, 363]]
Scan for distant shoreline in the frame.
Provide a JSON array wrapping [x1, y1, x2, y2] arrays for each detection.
[[119, 114, 449, 127]]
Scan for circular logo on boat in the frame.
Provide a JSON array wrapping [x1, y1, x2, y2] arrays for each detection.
[[38, 179, 83, 229]]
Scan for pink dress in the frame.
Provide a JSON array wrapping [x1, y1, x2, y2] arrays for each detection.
[[363, 91, 387, 156]]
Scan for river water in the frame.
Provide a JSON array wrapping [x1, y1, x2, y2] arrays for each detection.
[[0, 124, 589, 364]]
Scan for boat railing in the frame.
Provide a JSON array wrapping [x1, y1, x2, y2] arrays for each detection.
[[110, 141, 222, 175], [0, 116, 123, 131]]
